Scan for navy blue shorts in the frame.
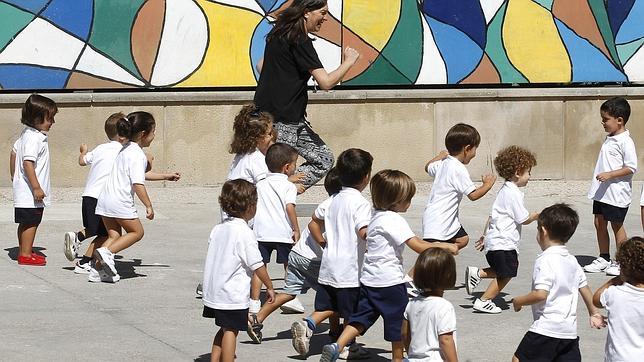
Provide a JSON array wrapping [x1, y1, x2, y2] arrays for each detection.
[[258, 241, 292, 264], [424, 226, 467, 243], [593, 201, 628, 223], [348, 284, 407, 341], [515, 331, 580, 361], [315, 284, 360, 320], [15, 207, 44, 225], [486, 250, 519, 278], [82, 197, 108, 237], [202, 306, 248, 331]]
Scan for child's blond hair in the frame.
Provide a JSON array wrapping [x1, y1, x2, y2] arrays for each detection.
[[230, 104, 274, 154], [370, 169, 415, 211]]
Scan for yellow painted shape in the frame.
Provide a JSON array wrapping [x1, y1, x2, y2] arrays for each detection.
[[343, 0, 400, 51], [177, 1, 260, 87], [503, 0, 571, 82]]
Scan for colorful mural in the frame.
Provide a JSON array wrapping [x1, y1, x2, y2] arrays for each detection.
[[0, 0, 642, 90]]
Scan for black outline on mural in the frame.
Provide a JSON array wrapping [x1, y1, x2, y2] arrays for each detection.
[[145, 0, 167, 85], [618, 37, 644, 65], [549, 8, 574, 82], [586, 0, 622, 70], [452, 2, 490, 84], [477, 1, 504, 83]]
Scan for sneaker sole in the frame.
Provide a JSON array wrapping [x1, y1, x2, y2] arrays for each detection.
[[64, 232, 76, 261], [93, 249, 117, 276], [280, 305, 305, 314], [246, 324, 262, 344], [320, 345, 339, 362], [473, 305, 502, 314], [465, 267, 472, 295], [291, 322, 309, 356]]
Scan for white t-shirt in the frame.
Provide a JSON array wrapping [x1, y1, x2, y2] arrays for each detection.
[[318, 187, 371, 288], [291, 196, 332, 261], [529, 245, 587, 339], [253, 173, 297, 244], [404, 296, 457, 361], [227, 149, 268, 183], [202, 217, 264, 310], [422, 156, 476, 240], [587, 130, 637, 208], [12, 126, 51, 208], [484, 181, 530, 252], [361, 210, 415, 287], [95, 142, 148, 219], [599, 282, 644, 362], [82, 141, 123, 199]]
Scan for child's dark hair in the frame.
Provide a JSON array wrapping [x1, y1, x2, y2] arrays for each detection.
[[445, 123, 481, 155], [21, 94, 57, 127], [370, 169, 416, 211], [324, 167, 342, 196], [494, 145, 537, 180], [219, 179, 257, 218], [601, 97, 630, 124], [336, 148, 373, 187], [413, 249, 456, 295], [105, 112, 125, 140], [616, 237, 644, 284], [265, 143, 298, 172], [117, 111, 156, 140], [537, 203, 579, 243], [230, 104, 274, 154]]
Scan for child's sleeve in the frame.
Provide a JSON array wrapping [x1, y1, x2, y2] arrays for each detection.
[[21, 133, 41, 162], [533, 260, 554, 292], [238, 230, 264, 271], [455, 166, 476, 196], [510, 195, 530, 224], [251, 159, 268, 183], [426, 161, 441, 177], [390, 214, 416, 246], [622, 139, 637, 173], [130, 152, 147, 185], [314, 200, 328, 220], [83, 150, 95, 165], [436, 301, 457, 335], [598, 286, 613, 308], [285, 183, 297, 205], [576, 265, 588, 289], [353, 201, 372, 234]]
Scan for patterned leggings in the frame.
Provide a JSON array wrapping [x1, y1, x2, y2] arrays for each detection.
[[274, 119, 334, 187]]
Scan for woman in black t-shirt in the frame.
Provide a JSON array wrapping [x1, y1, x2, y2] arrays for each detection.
[[254, 0, 359, 190]]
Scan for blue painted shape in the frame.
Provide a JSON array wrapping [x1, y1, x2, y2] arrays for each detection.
[[1, 0, 49, 14], [41, 0, 93, 40], [555, 19, 627, 82], [0, 64, 69, 89], [250, 17, 273, 81], [425, 15, 483, 84], [607, 0, 635, 37], [268, 0, 287, 12], [256, 0, 276, 12], [423, 0, 486, 48], [615, 0, 644, 44]]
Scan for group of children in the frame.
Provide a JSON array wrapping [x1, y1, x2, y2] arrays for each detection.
[[9, 93, 644, 361]]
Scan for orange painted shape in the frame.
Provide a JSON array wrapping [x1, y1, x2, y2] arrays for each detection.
[[132, 0, 165, 82], [461, 52, 500, 84], [341, 26, 380, 81], [66, 72, 135, 89]]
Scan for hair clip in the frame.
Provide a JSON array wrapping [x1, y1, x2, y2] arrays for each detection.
[[249, 110, 261, 118]]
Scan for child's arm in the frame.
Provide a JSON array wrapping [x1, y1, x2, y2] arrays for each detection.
[[438, 332, 458, 362], [522, 212, 540, 225], [406, 236, 458, 255], [467, 174, 496, 201], [596, 166, 634, 182], [253, 265, 275, 304], [593, 276, 623, 308], [579, 285, 606, 329], [286, 203, 300, 243], [475, 216, 491, 251], [132, 184, 154, 220], [357, 225, 367, 241], [145, 170, 181, 181], [23, 160, 45, 202], [401, 319, 411, 352], [309, 217, 326, 246], [512, 289, 548, 312], [78, 144, 88, 166], [424, 150, 449, 171], [9, 150, 16, 181]]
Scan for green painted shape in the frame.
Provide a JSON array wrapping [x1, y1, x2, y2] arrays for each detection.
[[88, 0, 146, 79], [380, 0, 422, 82], [344, 55, 410, 85], [0, 3, 35, 51], [617, 38, 644, 64], [534, 0, 554, 11], [588, 0, 621, 68], [484, 2, 528, 83]]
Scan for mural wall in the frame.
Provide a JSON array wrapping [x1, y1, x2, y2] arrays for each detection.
[[0, 0, 642, 90]]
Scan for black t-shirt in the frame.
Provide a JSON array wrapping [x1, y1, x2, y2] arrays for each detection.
[[254, 36, 323, 124]]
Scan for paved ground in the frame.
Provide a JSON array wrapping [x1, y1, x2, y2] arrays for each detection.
[[1, 181, 642, 362]]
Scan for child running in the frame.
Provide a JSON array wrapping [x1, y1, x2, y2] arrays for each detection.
[[585, 97, 637, 276], [92, 111, 157, 283], [402, 248, 458, 362], [592, 236, 644, 362], [512, 204, 604, 362], [202, 179, 275, 362], [423, 123, 496, 250], [320, 169, 448, 362], [465, 145, 539, 314], [10, 94, 57, 266]]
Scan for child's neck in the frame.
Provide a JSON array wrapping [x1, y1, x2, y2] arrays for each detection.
[[609, 127, 626, 137], [452, 152, 467, 164], [541, 239, 564, 250]]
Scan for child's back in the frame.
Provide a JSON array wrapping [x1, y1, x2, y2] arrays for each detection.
[[254, 172, 297, 242], [405, 295, 456, 361], [227, 149, 268, 183], [82, 141, 123, 198]]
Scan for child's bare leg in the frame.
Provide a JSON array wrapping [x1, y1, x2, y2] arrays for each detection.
[[478, 268, 496, 279], [83, 236, 107, 258], [329, 314, 341, 335], [610, 221, 627, 250], [391, 340, 404, 362], [250, 273, 263, 301], [594, 215, 610, 255], [257, 293, 295, 323], [104, 218, 144, 253], [219, 328, 238, 362], [454, 235, 469, 250], [18, 224, 38, 257], [480, 277, 512, 301], [335, 324, 364, 352], [211, 328, 223, 362], [309, 310, 335, 325]]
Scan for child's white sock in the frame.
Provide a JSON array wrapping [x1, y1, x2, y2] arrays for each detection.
[[249, 299, 261, 314]]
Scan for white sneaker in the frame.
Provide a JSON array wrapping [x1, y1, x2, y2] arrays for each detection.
[[465, 266, 481, 295], [280, 297, 305, 314], [473, 298, 502, 314], [74, 261, 92, 274], [64, 232, 78, 261], [94, 247, 117, 276], [290, 320, 313, 356], [88, 264, 120, 283], [605, 261, 620, 276], [583, 257, 610, 273], [195, 283, 203, 297], [338, 343, 370, 360]]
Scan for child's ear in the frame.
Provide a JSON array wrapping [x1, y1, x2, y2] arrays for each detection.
[[617, 116, 625, 125]]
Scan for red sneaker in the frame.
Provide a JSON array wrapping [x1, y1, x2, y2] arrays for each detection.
[[18, 255, 46, 266], [31, 252, 46, 261]]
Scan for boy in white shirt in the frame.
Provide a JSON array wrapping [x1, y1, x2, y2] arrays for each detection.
[[465, 146, 539, 314], [423, 123, 496, 250], [592, 236, 644, 362], [512, 204, 604, 362], [202, 179, 274, 362], [585, 97, 637, 276]]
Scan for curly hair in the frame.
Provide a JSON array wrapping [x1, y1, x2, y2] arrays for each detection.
[[494, 145, 537, 180], [616, 237, 644, 284], [230, 104, 274, 154], [219, 179, 257, 218]]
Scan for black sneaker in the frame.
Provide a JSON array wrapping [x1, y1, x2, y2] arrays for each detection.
[[247, 314, 263, 344]]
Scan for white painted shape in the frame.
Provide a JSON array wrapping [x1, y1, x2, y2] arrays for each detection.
[[308, 35, 341, 86], [481, 0, 506, 24], [76, 45, 145, 86], [328, 0, 342, 20], [151, 0, 209, 86], [624, 44, 644, 82], [215, 0, 264, 14], [416, 14, 447, 84], [0, 18, 84, 69]]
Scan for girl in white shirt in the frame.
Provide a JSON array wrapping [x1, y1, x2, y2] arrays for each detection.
[[93, 112, 157, 282]]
